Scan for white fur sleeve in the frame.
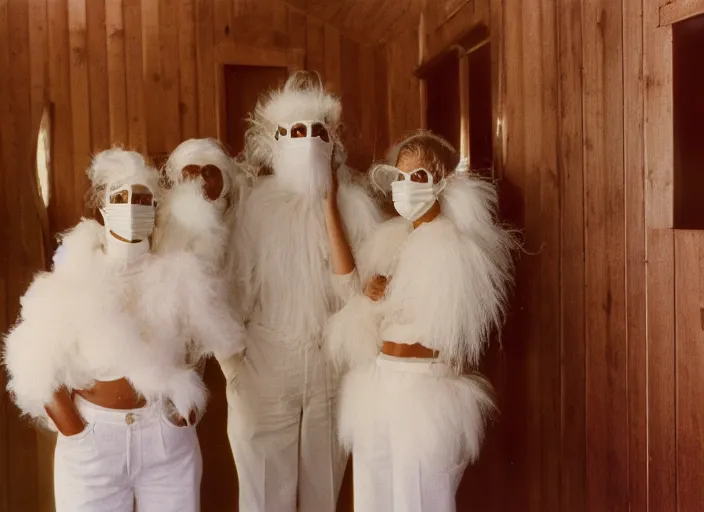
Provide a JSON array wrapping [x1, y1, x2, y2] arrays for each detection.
[[2, 273, 74, 419], [325, 294, 382, 370], [180, 255, 246, 361]]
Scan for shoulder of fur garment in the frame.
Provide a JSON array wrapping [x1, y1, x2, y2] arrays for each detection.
[[51, 218, 105, 274], [354, 216, 412, 285], [1, 230, 246, 421], [383, 210, 515, 370], [232, 173, 382, 345]]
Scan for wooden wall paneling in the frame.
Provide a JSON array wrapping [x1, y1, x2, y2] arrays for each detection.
[[660, 0, 704, 25], [305, 17, 325, 76], [86, 0, 110, 154], [386, 27, 420, 144], [623, 0, 648, 508], [68, 0, 91, 210], [287, 5, 307, 49], [424, 0, 489, 66], [231, 0, 289, 48], [644, 0, 677, 506], [674, 230, 704, 510], [123, 0, 147, 153], [28, 0, 48, 132], [358, 45, 379, 163], [0, 0, 12, 509], [324, 25, 342, 96], [48, 0, 75, 233], [644, 0, 674, 230], [178, 0, 199, 141], [141, 0, 164, 155], [489, 0, 504, 175], [159, 0, 182, 152], [106, 0, 129, 146], [213, 0, 233, 46], [6, 0, 42, 509], [557, 0, 585, 510], [582, 0, 629, 509], [340, 38, 362, 169], [373, 44, 390, 159], [195, 0, 216, 137], [497, 0, 528, 509], [647, 229, 677, 510], [536, 1, 561, 509]]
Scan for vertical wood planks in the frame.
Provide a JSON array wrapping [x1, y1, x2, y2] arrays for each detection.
[[623, 0, 648, 508], [340, 37, 361, 168], [123, 0, 146, 153], [68, 0, 91, 213], [178, 0, 198, 141], [106, 0, 129, 146], [287, 5, 307, 48], [195, 0, 215, 137], [324, 25, 342, 95], [674, 230, 704, 510], [582, 0, 629, 509], [141, 0, 163, 155], [159, 0, 182, 151], [557, 1, 586, 510], [305, 17, 325, 75], [28, 0, 48, 132], [86, 0, 110, 153]]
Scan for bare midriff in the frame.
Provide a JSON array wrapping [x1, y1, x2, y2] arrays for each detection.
[[380, 341, 439, 359], [74, 378, 147, 410]]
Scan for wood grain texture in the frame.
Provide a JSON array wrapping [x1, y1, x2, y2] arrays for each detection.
[[141, 0, 163, 155], [195, 0, 216, 137], [557, 1, 586, 507], [106, 0, 128, 145], [178, 0, 198, 141], [305, 17, 325, 75], [123, 0, 146, 153], [675, 230, 704, 511], [86, 0, 110, 153], [660, 0, 704, 25], [159, 0, 182, 151], [324, 25, 342, 95], [623, 0, 648, 509]]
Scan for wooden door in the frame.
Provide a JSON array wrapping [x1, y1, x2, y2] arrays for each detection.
[[223, 65, 289, 157]]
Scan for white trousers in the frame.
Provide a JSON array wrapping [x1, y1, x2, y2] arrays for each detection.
[[226, 327, 347, 512], [340, 354, 492, 512], [54, 396, 202, 512]]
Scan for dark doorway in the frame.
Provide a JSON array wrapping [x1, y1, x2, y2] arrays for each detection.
[[426, 54, 461, 151], [467, 42, 493, 174], [223, 64, 289, 156], [673, 14, 704, 229]]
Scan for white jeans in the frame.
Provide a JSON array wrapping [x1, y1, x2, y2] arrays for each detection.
[[54, 396, 202, 512], [226, 326, 347, 512], [340, 354, 492, 512]]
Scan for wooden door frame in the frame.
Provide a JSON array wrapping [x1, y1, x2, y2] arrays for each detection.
[[214, 43, 305, 145]]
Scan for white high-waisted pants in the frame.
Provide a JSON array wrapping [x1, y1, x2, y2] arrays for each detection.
[[54, 396, 202, 512], [226, 326, 347, 512], [339, 354, 493, 512]]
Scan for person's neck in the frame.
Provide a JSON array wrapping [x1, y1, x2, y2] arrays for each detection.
[[413, 201, 441, 229]]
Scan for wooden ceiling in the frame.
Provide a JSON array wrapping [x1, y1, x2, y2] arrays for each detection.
[[283, 0, 423, 43]]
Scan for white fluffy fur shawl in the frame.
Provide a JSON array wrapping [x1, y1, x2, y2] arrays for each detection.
[[3, 219, 245, 422], [327, 175, 515, 371], [232, 169, 383, 346]]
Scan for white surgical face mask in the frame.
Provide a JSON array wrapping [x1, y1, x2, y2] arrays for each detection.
[[272, 122, 334, 197], [100, 184, 156, 246], [390, 169, 444, 222]]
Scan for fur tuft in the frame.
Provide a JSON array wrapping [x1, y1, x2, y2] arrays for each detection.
[[86, 148, 160, 208], [241, 71, 344, 176], [325, 295, 382, 370], [338, 362, 495, 466]]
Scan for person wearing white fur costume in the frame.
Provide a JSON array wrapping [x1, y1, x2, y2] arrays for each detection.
[[154, 138, 245, 271], [2, 149, 245, 512], [327, 132, 515, 512], [222, 71, 384, 512]]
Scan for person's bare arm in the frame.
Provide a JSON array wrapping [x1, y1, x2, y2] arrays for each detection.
[[44, 386, 85, 436], [325, 151, 355, 275]]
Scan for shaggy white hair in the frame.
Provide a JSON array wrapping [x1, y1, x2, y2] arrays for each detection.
[[154, 138, 246, 270], [232, 169, 384, 347], [86, 148, 161, 208], [241, 71, 345, 176], [3, 219, 245, 423]]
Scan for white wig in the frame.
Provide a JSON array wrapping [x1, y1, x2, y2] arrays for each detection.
[[86, 148, 160, 208], [164, 138, 235, 196], [241, 71, 345, 176]]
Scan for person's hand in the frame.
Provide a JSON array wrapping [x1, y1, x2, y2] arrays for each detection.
[[170, 409, 198, 427], [364, 275, 388, 302], [57, 417, 87, 437]]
